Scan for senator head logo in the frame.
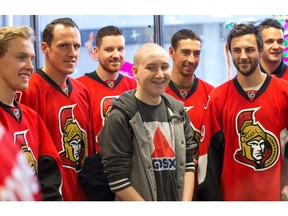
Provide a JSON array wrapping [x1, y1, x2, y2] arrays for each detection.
[[234, 107, 279, 170], [59, 104, 87, 172], [14, 130, 37, 176]]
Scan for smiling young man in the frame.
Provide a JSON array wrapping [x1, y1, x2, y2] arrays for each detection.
[[257, 18, 288, 80], [0, 26, 62, 201], [19, 18, 95, 201], [77, 25, 136, 153], [98, 43, 195, 201], [198, 23, 288, 201], [165, 29, 215, 200]]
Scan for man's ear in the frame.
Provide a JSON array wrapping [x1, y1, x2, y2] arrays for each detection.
[[93, 46, 99, 59], [41, 42, 48, 54], [132, 65, 138, 80], [169, 46, 175, 59]]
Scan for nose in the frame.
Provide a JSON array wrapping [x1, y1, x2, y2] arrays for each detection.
[[240, 50, 248, 59], [26, 59, 34, 71], [155, 67, 165, 78], [112, 49, 120, 58], [271, 41, 283, 49], [67, 46, 78, 56], [187, 53, 196, 63]]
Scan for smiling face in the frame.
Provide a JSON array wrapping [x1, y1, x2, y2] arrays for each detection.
[[230, 34, 261, 76], [41, 24, 81, 78], [94, 35, 125, 74], [0, 36, 35, 92], [261, 27, 284, 65], [169, 38, 201, 77], [133, 43, 170, 105]]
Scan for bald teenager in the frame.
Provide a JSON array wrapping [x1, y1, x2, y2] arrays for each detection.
[[98, 43, 196, 201]]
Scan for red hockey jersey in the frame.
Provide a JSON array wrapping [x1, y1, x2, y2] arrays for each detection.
[[165, 76, 214, 159], [0, 101, 62, 200], [198, 75, 288, 201], [77, 71, 136, 152], [19, 69, 94, 201], [0, 123, 41, 201], [261, 60, 288, 82]]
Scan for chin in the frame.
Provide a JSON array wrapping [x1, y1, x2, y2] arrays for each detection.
[[18, 85, 28, 91]]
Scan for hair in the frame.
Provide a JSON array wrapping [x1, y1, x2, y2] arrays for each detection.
[[257, 18, 284, 34], [95, 25, 123, 48], [227, 23, 263, 52], [170, 29, 201, 50], [42, 17, 79, 47], [0, 26, 35, 58]]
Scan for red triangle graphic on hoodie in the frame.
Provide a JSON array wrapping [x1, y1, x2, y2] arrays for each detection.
[[151, 125, 175, 158]]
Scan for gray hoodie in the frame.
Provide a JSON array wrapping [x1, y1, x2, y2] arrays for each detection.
[[98, 89, 195, 201]]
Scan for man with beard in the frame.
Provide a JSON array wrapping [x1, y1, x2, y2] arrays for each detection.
[[197, 23, 288, 201], [76, 25, 136, 200], [257, 18, 288, 81]]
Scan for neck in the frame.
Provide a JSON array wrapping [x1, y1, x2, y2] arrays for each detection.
[[0, 90, 15, 107], [237, 68, 267, 89], [42, 65, 68, 85], [135, 90, 161, 106], [96, 66, 119, 81], [171, 70, 195, 88], [260, 59, 281, 74]]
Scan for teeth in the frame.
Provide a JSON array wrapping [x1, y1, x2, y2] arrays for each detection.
[[19, 74, 29, 80]]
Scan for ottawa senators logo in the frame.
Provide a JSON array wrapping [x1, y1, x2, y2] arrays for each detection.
[[234, 107, 279, 170], [100, 95, 120, 125], [59, 104, 87, 172], [14, 130, 38, 176]]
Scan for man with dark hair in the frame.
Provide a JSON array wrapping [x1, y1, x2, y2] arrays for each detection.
[[19, 17, 95, 201], [198, 23, 288, 201], [77, 25, 136, 200], [257, 18, 288, 80], [77, 25, 136, 154], [165, 29, 214, 200]]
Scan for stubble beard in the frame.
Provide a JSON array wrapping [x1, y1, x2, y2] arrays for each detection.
[[234, 59, 258, 77]]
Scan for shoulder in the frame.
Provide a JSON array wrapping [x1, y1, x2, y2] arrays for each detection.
[[162, 92, 184, 111], [18, 102, 38, 114], [29, 71, 45, 85], [75, 75, 87, 82], [197, 78, 215, 94], [197, 78, 215, 89], [113, 90, 137, 118], [69, 77, 89, 91], [119, 74, 137, 87], [76, 73, 92, 82], [210, 79, 231, 95], [18, 103, 44, 122]]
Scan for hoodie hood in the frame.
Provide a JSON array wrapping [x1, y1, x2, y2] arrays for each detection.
[[112, 89, 185, 120], [112, 89, 138, 119]]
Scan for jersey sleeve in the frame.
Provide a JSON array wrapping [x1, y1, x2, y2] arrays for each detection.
[[183, 110, 196, 172], [36, 113, 63, 201], [197, 94, 224, 200], [98, 109, 133, 192]]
